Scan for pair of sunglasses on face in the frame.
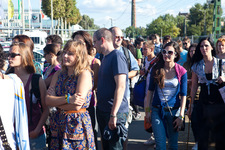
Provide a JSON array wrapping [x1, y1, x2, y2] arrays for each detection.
[[8, 53, 20, 58], [161, 49, 176, 55]]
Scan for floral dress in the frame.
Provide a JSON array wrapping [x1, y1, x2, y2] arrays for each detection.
[[50, 71, 96, 150]]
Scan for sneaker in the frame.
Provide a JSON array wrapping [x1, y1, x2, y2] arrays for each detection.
[[133, 112, 141, 120], [144, 137, 155, 145], [192, 143, 198, 150]]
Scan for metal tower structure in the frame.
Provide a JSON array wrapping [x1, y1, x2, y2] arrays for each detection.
[[212, 0, 222, 42]]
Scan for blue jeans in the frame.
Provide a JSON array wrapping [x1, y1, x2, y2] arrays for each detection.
[[96, 108, 128, 150], [29, 133, 46, 150], [151, 107, 179, 150]]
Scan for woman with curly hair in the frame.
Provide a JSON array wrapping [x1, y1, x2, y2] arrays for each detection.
[[46, 40, 95, 149]]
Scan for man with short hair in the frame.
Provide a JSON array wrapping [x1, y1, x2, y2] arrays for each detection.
[[134, 37, 144, 66], [93, 28, 129, 150], [163, 35, 172, 47], [182, 36, 191, 50], [149, 34, 162, 55], [177, 40, 188, 66], [46, 34, 63, 49]]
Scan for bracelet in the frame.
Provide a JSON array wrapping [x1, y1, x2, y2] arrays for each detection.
[[145, 107, 151, 112], [67, 93, 70, 104], [110, 114, 116, 118], [178, 115, 184, 121], [65, 94, 68, 102]]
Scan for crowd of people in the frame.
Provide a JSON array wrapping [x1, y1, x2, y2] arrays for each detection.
[[0, 27, 225, 150]]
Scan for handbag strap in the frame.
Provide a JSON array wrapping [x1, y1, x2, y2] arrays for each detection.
[[219, 59, 222, 77], [144, 56, 159, 77], [160, 88, 173, 116], [0, 116, 12, 150]]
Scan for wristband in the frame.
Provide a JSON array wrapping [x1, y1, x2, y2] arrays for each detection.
[[65, 94, 68, 102], [110, 114, 116, 118], [178, 115, 184, 121], [67, 93, 70, 104]]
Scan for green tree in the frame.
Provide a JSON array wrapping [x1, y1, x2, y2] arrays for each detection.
[[176, 15, 186, 37], [65, 0, 81, 25], [146, 14, 180, 37], [124, 26, 146, 38], [187, 3, 214, 36], [42, 0, 66, 20], [79, 15, 99, 29]]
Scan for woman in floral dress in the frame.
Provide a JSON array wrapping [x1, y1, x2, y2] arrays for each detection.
[[46, 40, 95, 149]]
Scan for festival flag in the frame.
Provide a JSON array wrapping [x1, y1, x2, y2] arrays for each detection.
[[40, 0, 44, 18], [18, 0, 21, 19], [8, 0, 14, 20]]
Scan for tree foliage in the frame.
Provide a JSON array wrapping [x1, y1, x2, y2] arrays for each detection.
[[42, 0, 81, 25], [124, 26, 146, 38], [78, 15, 100, 29], [187, 3, 214, 36], [146, 14, 180, 38]]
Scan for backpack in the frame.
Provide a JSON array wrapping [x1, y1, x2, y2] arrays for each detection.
[[122, 47, 131, 72], [29, 73, 42, 125]]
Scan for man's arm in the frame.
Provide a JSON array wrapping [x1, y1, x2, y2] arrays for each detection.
[[108, 74, 127, 130], [128, 50, 139, 78]]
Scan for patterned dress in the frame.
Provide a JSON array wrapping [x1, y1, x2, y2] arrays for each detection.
[[50, 71, 96, 150]]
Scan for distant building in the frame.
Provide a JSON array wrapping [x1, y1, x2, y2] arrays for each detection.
[[0, 9, 57, 29]]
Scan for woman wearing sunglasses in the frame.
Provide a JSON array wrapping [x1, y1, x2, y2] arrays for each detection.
[[0, 44, 30, 149], [189, 37, 225, 149], [6, 42, 49, 149], [145, 41, 187, 150], [12, 35, 43, 75]]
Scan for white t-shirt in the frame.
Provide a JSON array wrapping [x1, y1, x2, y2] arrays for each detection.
[[157, 76, 178, 103], [0, 79, 17, 149]]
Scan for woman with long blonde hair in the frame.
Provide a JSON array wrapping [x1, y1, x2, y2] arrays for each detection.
[[46, 40, 95, 149]]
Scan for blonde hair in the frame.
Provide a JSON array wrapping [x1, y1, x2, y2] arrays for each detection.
[[61, 40, 91, 76], [144, 40, 155, 49], [216, 38, 225, 54]]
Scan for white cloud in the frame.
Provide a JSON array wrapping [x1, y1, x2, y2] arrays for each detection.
[[81, 0, 127, 12], [136, 4, 156, 16], [165, 9, 176, 16]]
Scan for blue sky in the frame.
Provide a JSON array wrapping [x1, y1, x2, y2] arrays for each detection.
[[3, 0, 225, 29]]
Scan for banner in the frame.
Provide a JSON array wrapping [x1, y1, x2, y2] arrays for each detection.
[[8, 0, 14, 20], [18, 0, 21, 19]]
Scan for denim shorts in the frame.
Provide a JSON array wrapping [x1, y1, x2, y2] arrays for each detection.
[[29, 133, 46, 150]]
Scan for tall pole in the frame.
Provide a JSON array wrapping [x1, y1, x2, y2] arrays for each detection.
[[21, 0, 25, 32], [51, 0, 53, 34], [131, 0, 136, 27], [110, 18, 113, 27]]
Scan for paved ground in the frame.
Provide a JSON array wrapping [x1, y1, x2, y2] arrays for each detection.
[[96, 108, 197, 150]]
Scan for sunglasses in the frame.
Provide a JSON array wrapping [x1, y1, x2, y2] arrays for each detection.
[[115, 36, 124, 39], [8, 53, 21, 58], [161, 49, 176, 55]]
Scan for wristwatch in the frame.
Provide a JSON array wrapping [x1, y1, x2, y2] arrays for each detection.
[[110, 114, 116, 118]]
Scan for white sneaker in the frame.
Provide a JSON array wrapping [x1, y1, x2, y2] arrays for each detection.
[[144, 136, 155, 145], [192, 143, 198, 150]]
